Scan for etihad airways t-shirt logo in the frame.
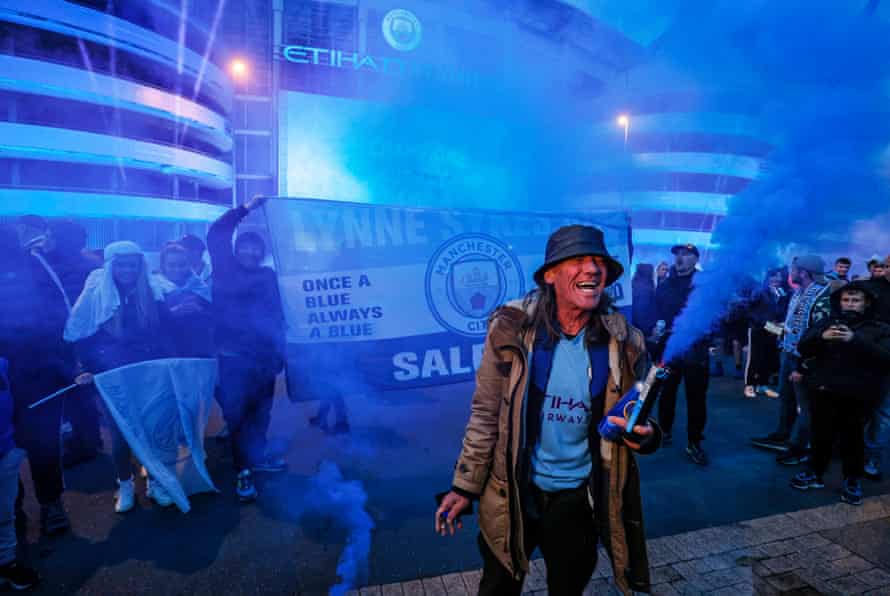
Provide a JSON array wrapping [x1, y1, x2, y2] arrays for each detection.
[[544, 394, 591, 425]]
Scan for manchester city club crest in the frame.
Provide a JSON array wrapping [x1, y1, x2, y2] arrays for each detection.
[[382, 9, 422, 52], [425, 234, 525, 337]]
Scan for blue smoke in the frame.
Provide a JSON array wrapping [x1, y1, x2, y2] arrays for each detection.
[[326, 9, 630, 212], [300, 461, 375, 595], [662, 1, 890, 360]]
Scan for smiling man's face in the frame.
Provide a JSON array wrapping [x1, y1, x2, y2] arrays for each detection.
[[544, 255, 606, 315]]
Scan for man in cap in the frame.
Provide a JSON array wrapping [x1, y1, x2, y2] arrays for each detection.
[[752, 256, 836, 465], [650, 243, 711, 465], [434, 225, 661, 595], [867, 256, 887, 281]]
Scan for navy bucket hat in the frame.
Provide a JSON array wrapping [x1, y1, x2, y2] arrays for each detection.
[[533, 225, 624, 287]]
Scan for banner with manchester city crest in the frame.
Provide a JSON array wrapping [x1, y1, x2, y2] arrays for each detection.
[[264, 198, 631, 396]]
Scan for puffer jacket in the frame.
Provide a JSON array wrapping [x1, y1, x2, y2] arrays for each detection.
[[451, 297, 658, 594], [798, 282, 890, 401]]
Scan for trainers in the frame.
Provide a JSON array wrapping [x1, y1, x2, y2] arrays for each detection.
[[790, 470, 824, 490], [744, 385, 757, 399], [762, 387, 780, 399], [841, 477, 863, 505], [252, 457, 287, 473], [751, 433, 790, 452], [686, 441, 709, 466], [864, 455, 882, 481], [115, 478, 135, 513], [662, 432, 673, 446], [40, 500, 70, 536], [236, 469, 257, 502], [0, 561, 40, 590], [146, 478, 174, 508], [777, 448, 809, 466]]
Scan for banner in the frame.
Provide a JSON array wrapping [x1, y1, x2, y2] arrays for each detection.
[[265, 198, 631, 396], [94, 358, 219, 512]]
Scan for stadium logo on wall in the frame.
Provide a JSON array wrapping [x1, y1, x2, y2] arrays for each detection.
[[382, 9, 422, 52], [425, 234, 525, 337]]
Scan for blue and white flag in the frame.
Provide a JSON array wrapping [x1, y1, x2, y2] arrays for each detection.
[[264, 198, 631, 396], [93, 358, 219, 512]]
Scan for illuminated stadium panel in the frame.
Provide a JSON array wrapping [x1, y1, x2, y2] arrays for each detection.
[[0, 0, 234, 224], [0, 55, 231, 152]]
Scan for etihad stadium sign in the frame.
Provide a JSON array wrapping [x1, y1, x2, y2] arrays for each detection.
[[280, 45, 476, 85]]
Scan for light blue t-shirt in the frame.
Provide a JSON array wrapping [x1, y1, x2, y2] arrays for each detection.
[[531, 330, 594, 492]]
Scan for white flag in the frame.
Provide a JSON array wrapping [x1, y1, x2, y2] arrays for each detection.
[[94, 358, 219, 512]]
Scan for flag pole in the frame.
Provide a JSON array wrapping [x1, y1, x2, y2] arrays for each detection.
[[28, 383, 79, 410]]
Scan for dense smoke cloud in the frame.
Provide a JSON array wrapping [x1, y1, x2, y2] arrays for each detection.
[[662, 0, 890, 360]]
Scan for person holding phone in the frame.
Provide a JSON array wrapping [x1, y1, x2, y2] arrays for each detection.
[[790, 282, 890, 505], [434, 225, 661, 596]]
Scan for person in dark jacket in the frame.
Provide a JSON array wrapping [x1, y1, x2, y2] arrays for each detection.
[[631, 263, 657, 338], [43, 220, 103, 469], [435, 225, 659, 596], [157, 242, 214, 358], [0, 359, 40, 590], [651, 244, 710, 465], [790, 282, 890, 505], [0, 225, 72, 537], [207, 196, 286, 503], [65, 241, 175, 513], [743, 268, 790, 399], [864, 257, 890, 479]]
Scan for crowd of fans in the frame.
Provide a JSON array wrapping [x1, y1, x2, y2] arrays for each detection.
[[0, 198, 317, 588], [633, 249, 890, 509], [0, 203, 888, 589]]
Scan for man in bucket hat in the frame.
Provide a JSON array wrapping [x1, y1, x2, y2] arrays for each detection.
[[435, 225, 662, 595]]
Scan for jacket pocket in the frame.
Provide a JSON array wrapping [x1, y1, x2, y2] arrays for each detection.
[[479, 474, 510, 554]]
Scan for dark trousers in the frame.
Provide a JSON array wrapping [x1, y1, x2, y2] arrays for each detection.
[[775, 352, 811, 449], [217, 355, 276, 471], [809, 388, 868, 480], [478, 485, 598, 596], [11, 369, 66, 506], [657, 362, 709, 442], [63, 385, 102, 462], [745, 326, 779, 387]]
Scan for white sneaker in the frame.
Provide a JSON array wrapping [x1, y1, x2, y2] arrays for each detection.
[[146, 478, 174, 508], [115, 478, 135, 513]]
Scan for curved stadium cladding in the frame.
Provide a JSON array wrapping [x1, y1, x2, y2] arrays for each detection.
[[0, 0, 234, 235]]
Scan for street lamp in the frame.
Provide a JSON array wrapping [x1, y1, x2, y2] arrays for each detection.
[[617, 114, 629, 147], [230, 58, 249, 80], [228, 58, 249, 207]]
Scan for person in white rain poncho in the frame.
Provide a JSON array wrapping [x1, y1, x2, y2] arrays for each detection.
[[64, 241, 176, 512]]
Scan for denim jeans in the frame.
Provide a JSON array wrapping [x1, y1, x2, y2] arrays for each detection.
[[865, 378, 890, 463], [775, 351, 810, 449], [0, 449, 23, 566]]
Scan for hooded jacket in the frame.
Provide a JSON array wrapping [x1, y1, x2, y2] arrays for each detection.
[[451, 296, 660, 594], [207, 207, 285, 365], [798, 282, 890, 400]]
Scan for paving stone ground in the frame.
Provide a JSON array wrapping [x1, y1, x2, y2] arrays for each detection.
[[350, 494, 890, 595]]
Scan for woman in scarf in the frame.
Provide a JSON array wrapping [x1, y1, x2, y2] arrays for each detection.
[[65, 242, 174, 512]]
